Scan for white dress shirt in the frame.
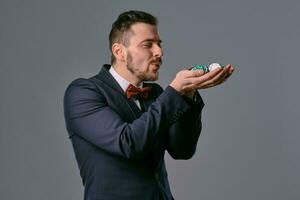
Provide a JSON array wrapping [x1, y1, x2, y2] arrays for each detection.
[[109, 66, 143, 109]]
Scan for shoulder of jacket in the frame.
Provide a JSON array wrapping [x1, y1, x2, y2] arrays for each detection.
[[145, 82, 163, 92]]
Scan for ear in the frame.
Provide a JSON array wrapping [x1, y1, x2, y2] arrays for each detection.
[[112, 43, 126, 62]]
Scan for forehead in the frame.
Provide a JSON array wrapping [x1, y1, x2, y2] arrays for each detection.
[[128, 22, 160, 43]]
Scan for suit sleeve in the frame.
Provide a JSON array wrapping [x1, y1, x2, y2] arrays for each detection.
[[165, 91, 205, 160], [63, 79, 197, 160]]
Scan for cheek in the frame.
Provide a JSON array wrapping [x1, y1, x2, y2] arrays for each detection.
[[134, 51, 152, 65]]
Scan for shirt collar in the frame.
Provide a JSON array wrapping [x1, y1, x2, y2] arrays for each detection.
[[109, 66, 143, 92]]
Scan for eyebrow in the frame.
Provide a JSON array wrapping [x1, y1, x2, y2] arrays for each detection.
[[140, 39, 162, 44]]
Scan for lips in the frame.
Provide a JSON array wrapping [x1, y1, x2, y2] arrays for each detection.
[[151, 62, 160, 66], [151, 59, 162, 66]]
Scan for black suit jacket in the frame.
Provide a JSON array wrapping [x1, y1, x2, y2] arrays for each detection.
[[63, 64, 204, 200]]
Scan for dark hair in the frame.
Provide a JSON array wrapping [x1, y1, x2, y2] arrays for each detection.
[[109, 10, 158, 64]]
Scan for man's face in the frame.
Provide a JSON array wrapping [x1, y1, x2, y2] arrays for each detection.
[[124, 23, 163, 82]]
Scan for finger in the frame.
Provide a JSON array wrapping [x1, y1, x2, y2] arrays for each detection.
[[215, 65, 233, 83], [196, 68, 227, 87], [186, 67, 223, 85], [196, 64, 235, 89], [214, 70, 229, 85], [217, 65, 235, 84], [225, 64, 235, 74], [179, 70, 209, 86], [184, 64, 233, 87], [185, 69, 205, 78], [223, 67, 235, 80], [205, 65, 235, 87], [229, 65, 235, 74], [224, 64, 231, 69]]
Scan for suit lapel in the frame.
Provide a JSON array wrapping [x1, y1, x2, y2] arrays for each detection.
[[95, 64, 124, 94], [142, 82, 156, 111], [92, 65, 142, 120]]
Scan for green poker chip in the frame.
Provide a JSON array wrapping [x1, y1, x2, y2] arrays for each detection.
[[191, 65, 209, 73]]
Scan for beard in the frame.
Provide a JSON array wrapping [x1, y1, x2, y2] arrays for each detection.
[[126, 52, 161, 82]]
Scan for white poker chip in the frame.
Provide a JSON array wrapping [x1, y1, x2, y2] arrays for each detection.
[[208, 63, 223, 71]]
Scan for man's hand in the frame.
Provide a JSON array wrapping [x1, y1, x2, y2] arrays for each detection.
[[170, 64, 235, 96]]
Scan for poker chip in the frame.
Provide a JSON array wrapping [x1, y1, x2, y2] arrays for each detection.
[[208, 63, 224, 71], [191, 62, 224, 73], [191, 65, 209, 73]]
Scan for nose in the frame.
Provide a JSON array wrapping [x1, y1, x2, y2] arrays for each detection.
[[153, 43, 163, 58]]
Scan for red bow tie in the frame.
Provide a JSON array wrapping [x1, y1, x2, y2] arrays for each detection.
[[126, 84, 151, 100]]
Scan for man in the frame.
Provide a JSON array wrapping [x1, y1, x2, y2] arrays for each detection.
[[64, 10, 234, 200]]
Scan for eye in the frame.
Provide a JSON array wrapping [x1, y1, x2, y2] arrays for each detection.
[[142, 42, 152, 48]]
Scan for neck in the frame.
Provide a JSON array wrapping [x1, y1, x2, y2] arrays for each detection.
[[112, 62, 142, 86]]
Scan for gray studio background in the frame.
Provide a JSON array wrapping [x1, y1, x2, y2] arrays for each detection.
[[1, 0, 299, 199]]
